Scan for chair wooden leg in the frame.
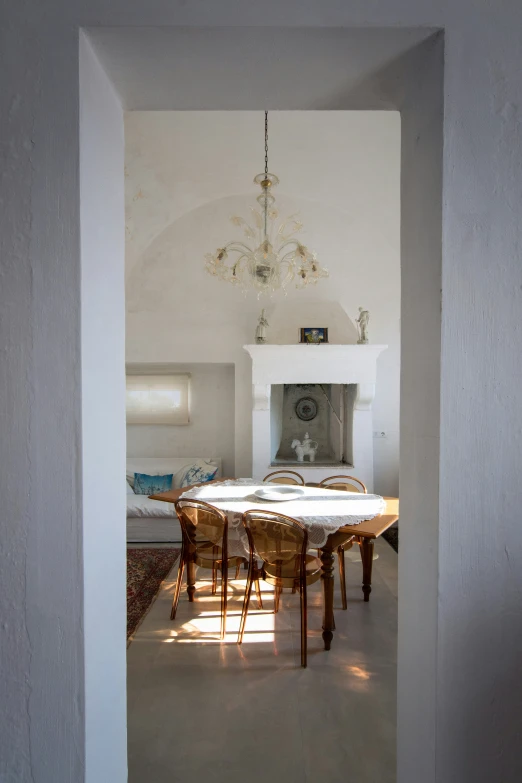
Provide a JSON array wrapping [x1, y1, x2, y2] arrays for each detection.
[[338, 546, 348, 610], [211, 546, 219, 594], [186, 559, 196, 602], [235, 559, 242, 580], [220, 564, 228, 640], [360, 537, 374, 602], [238, 563, 254, 644], [300, 578, 308, 668], [274, 584, 282, 613], [170, 549, 186, 620], [254, 577, 264, 610]]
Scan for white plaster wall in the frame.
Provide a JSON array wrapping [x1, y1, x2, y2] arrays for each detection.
[[2, 7, 522, 783], [125, 111, 401, 496], [126, 363, 235, 475], [79, 34, 127, 782], [0, 20, 86, 783]]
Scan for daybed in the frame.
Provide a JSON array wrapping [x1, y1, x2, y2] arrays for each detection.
[[126, 457, 222, 543]]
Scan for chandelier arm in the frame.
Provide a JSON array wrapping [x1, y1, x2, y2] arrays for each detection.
[[224, 241, 255, 254], [277, 215, 302, 241], [231, 252, 250, 276], [277, 254, 296, 288], [278, 249, 302, 270], [278, 239, 302, 253]]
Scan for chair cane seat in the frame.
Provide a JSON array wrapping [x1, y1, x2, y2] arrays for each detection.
[[262, 554, 321, 587], [195, 550, 246, 570]]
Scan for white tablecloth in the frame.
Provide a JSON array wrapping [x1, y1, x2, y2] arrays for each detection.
[[180, 479, 386, 556]]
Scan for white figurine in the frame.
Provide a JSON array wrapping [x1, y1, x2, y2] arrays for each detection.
[[255, 309, 269, 344], [291, 432, 318, 463], [356, 307, 370, 344]]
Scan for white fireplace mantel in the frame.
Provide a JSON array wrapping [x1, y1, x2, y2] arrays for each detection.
[[244, 344, 388, 489], [244, 344, 387, 386]]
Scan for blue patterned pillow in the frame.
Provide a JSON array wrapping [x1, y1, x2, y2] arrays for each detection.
[[176, 461, 218, 488], [133, 472, 173, 495]]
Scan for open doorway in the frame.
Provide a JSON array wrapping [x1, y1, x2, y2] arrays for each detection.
[[80, 26, 442, 783], [124, 109, 400, 779]]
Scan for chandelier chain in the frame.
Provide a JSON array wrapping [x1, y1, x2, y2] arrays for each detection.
[[264, 110, 268, 177]]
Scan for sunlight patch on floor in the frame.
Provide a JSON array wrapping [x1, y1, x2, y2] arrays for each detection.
[[165, 576, 277, 644]]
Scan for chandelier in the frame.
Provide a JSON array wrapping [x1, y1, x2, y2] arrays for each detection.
[[205, 111, 328, 296]]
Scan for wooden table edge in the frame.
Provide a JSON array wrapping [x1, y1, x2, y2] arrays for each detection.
[[337, 496, 399, 539]]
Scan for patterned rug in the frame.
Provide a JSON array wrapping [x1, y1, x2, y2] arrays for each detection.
[[127, 548, 181, 641]]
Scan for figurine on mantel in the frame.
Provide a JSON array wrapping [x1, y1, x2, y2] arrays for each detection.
[[291, 432, 319, 463], [255, 309, 269, 344], [356, 307, 370, 344]]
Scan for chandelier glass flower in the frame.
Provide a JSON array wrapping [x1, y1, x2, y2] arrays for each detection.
[[205, 112, 328, 296]]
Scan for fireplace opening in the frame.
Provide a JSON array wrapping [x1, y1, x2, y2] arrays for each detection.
[[270, 383, 356, 467]]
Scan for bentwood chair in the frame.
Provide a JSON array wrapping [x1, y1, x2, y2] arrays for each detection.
[[263, 470, 305, 485], [238, 509, 322, 668], [319, 475, 367, 610], [171, 499, 245, 639]]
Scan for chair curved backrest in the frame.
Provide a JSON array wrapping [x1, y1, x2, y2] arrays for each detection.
[[175, 499, 228, 557], [263, 470, 305, 486], [319, 475, 367, 493], [174, 499, 232, 640], [240, 510, 317, 667], [242, 509, 308, 575]]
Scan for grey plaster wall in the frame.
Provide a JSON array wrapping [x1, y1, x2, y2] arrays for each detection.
[[126, 363, 236, 476], [273, 384, 354, 464], [1, 4, 522, 783], [275, 385, 334, 461]]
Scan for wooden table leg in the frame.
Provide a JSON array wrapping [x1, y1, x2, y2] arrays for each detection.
[[320, 546, 335, 650], [360, 537, 374, 602], [186, 559, 196, 602]]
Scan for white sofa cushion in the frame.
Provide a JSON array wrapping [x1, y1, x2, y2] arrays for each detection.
[[126, 494, 177, 519], [174, 460, 219, 488], [126, 457, 222, 490]]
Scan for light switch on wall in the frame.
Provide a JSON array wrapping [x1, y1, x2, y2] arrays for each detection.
[[373, 430, 388, 439]]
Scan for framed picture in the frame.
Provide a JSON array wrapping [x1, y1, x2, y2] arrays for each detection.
[[300, 327, 329, 344]]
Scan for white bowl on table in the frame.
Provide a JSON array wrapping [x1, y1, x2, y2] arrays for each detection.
[[254, 486, 306, 503]]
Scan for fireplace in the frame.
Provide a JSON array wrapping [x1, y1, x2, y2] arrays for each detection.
[[244, 344, 387, 490]]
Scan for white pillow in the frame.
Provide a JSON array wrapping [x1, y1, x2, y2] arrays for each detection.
[[126, 480, 135, 495], [174, 460, 219, 489]]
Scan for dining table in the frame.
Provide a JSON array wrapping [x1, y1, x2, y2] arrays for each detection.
[[150, 478, 399, 651]]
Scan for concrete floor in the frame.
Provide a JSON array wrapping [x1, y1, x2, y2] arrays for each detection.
[[127, 538, 398, 783]]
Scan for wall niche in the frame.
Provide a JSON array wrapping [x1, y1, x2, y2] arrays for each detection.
[[270, 383, 356, 467]]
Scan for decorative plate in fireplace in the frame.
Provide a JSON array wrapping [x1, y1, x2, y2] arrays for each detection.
[[295, 397, 318, 421]]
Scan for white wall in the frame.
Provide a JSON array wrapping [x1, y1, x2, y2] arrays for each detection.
[[79, 35, 127, 782], [2, 9, 522, 783], [126, 363, 235, 475], [125, 111, 401, 495]]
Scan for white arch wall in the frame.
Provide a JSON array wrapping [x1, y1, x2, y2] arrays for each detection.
[[124, 110, 401, 496]]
